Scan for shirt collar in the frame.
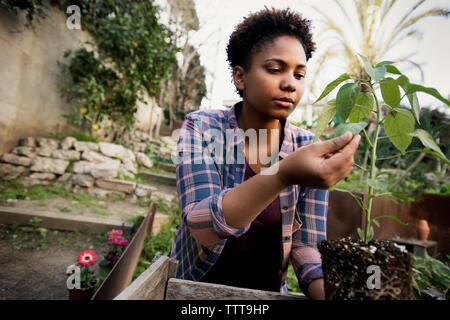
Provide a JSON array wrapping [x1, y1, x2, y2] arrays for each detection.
[[226, 101, 295, 160]]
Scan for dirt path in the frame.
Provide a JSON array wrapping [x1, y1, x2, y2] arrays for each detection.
[[0, 228, 103, 300], [0, 180, 178, 300]]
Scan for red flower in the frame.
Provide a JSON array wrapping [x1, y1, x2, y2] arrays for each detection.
[[77, 250, 97, 267]]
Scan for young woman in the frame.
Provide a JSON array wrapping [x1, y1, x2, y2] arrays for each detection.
[[169, 7, 360, 300]]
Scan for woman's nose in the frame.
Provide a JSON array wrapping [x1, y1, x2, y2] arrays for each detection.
[[280, 75, 296, 92]]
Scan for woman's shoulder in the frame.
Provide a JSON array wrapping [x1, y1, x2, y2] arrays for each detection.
[[185, 108, 230, 129]]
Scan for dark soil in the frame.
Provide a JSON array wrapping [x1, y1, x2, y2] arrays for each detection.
[[0, 224, 104, 300], [318, 237, 413, 300]]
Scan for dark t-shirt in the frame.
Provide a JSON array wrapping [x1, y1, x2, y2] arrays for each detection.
[[200, 157, 283, 292]]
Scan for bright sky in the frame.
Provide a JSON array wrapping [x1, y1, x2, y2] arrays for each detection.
[[189, 0, 450, 115]]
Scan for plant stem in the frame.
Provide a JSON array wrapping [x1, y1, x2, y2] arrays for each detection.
[[364, 83, 382, 243]]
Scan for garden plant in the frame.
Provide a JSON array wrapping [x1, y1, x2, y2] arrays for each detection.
[[313, 53, 449, 300]]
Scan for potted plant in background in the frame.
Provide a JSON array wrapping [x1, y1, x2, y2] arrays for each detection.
[[98, 229, 129, 284], [66, 250, 98, 300], [313, 53, 449, 299]]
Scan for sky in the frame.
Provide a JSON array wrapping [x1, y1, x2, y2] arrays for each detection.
[[188, 0, 450, 117]]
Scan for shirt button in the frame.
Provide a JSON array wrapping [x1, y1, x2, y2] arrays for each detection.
[[282, 206, 288, 210], [283, 236, 291, 241]]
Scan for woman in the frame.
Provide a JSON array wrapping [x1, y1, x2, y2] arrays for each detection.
[[170, 7, 360, 300]]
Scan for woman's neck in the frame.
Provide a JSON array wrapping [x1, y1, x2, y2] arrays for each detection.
[[236, 101, 284, 156]]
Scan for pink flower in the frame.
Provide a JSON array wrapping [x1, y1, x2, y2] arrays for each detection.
[[77, 250, 97, 267], [107, 229, 123, 237], [120, 240, 129, 246]]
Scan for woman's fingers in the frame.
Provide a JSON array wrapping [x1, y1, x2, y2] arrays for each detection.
[[317, 131, 353, 155]]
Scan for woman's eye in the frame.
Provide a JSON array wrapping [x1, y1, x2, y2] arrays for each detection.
[[268, 68, 280, 73], [295, 73, 305, 79]]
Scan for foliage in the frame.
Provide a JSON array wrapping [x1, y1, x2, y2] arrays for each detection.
[[314, 54, 449, 243], [0, 0, 47, 28], [58, 0, 178, 134], [98, 229, 129, 284], [132, 202, 180, 281], [411, 252, 450, 300], [305, 0, 449, 97]]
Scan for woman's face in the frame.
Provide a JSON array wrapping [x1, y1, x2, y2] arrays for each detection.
[[234, 35, 307, 120]]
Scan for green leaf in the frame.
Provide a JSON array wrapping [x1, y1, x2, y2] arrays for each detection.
[[313, 99, 336, 143], [357, 53, 375, 80], [367, 179, 388, 191], [384, 108, 415, 154], [409, 129, 449, 163], [385, 64, 402, 75], [372, 218, 380, 228], [348, 92, 374, 123], [373, 65, 386, 82], [357, 227, 365, 241], [367, 226, 374, 242], [313, 73, 351, 104], [375, 61, 395, 67], [397, 75, 450, 106], [407, 92, 421, 125], [380, 77, 401, 108], [334, 120, 368, 138], [376, 215, 409, 227], [336, 82, 360, 122]]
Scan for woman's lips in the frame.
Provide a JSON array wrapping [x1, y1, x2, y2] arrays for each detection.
[[273, 99, 293, 108]]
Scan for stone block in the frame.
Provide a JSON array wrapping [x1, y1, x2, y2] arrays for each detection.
[[30, 157, 70, 175], [0, 163, 26, 175], [60, 136, 77, 150], [51, 150, 81, 161], [36, 137, 59, 150], [29, 172, 56, 180], [11, 146, 36, 158], [19, 137, 36, 148], [2, 153, 32, 166], [70, 173, 94, 188], [74, 141, 99, 152], [95, 178, 136, 194], [135, 152, 153, 169]]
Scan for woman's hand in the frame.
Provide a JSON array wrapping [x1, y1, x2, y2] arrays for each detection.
[[276, 131, 361, 189]]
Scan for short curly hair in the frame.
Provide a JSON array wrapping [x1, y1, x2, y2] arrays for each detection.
[[226, 7, 316, 97]]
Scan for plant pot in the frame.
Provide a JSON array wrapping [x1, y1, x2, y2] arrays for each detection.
[[318, 237, 413, 300], [68, 286, 96, 300], [416, 219, 430, 241]]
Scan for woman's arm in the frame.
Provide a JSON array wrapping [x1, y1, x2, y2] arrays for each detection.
[[223, 132, 360, 229], [308, 278, 325, 300]]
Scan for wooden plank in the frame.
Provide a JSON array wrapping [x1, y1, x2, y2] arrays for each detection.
[[165, 279, 307, 300], [114, 255, 169, 300], [92, 202, 157, 300]]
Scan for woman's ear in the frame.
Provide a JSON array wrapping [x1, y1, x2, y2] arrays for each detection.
[[233, 66, 245, 92]]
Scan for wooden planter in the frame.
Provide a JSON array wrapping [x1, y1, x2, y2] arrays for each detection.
[[91, 202, 157, 300], [114, 256, 307, 300]]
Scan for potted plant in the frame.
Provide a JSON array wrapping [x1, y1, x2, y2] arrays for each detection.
[[98, 229, 129, 284], [66, 250, 98, 300], [313, 54, 449, 299]]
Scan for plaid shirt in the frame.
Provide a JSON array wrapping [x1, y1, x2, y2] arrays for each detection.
[[169, 102, 328, 295]]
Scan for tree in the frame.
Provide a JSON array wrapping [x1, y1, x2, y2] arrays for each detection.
[[304, 0, 449, 96], [156, 0, 207, 126]]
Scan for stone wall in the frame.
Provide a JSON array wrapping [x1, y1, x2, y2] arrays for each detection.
[[0, 132, 177, 203]]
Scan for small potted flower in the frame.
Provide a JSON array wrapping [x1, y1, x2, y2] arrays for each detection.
[[66, 250, 98, 300], [98, 229, 129, 283]]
